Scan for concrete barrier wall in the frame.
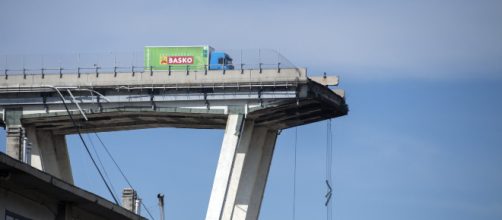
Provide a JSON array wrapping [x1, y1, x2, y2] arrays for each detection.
[[0, 68, 307, 88]]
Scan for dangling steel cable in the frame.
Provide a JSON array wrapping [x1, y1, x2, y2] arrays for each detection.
[[81, 89, 155, 219], [93, 132, 156, 220], [325, 119, 334, 220], [292, 127, 298, 220], [94, 133, 134, 188], [43, 86, 153, 218], [52, 87, 119, 204], [86, 134, 119, 199]]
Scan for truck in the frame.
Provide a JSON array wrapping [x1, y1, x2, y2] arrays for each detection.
[[144, 46, 234, 71]]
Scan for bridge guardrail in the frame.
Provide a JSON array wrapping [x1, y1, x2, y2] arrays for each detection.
[[0, 49, 300, 77]]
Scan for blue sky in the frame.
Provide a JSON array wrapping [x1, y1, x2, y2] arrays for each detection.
[[1, 0, 502, 219]]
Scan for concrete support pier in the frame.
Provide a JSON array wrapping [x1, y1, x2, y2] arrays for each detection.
[[206, 114, 278, 220], [6, 125, 22, 160], [3, 108, 73, 183], [25, 126, 74, 184]]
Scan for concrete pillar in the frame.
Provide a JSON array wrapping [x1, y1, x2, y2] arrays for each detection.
[[2, 108, 73, 183], [220, 120, 257, 219], [236, 130, 277, 220], [206, 114, 245, 220], [25, 126, 74, 184], [206, 113, 278, 220], [6, 126, 22, 160], [4, 108, 23, 160], [232, 129, 278, 220]]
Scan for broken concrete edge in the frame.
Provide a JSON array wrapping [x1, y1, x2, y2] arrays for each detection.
[[307, 77, 345, 97], [0, 152, 147, 220], [313, 85, 348, 116], [310, 75, 339, 86]]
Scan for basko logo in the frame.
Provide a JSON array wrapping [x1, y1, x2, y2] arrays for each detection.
[[160, 56, 194, 65]]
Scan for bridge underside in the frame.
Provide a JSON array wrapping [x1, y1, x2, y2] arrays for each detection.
[[19, 93, 344, 135]]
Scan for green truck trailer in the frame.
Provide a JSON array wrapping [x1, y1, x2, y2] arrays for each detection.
[[144, 46, 234, 71]]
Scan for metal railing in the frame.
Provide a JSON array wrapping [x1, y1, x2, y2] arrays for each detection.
[[0, 49, 299, 77]]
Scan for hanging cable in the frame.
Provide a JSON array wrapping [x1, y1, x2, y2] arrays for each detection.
[[86, 134, 119, 199], [93, 132, 156, 220], [78, 87, 155, 219], [94, 133, 134, 187], [292, 127, 298, 220], [45, 86, 153, 219], [51, 87, 119, 204], [325, 119, 334, 220]]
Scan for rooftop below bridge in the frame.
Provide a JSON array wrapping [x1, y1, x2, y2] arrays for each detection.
[[0, 152, 146, 220]]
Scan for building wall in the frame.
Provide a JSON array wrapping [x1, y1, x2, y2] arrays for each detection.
[[0, 187, 110, 220], [67, 206, 108, 220], [0, 187, 56, 220]]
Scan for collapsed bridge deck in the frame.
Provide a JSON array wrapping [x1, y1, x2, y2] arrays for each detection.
[[0, 67, 348, 220], [0, 68, 347, 133]]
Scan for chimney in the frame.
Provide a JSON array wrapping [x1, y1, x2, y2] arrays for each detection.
[[122, 188, 137, 213]]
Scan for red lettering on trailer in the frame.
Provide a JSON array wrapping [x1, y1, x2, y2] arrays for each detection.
[[167, 56, 194, 64]]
